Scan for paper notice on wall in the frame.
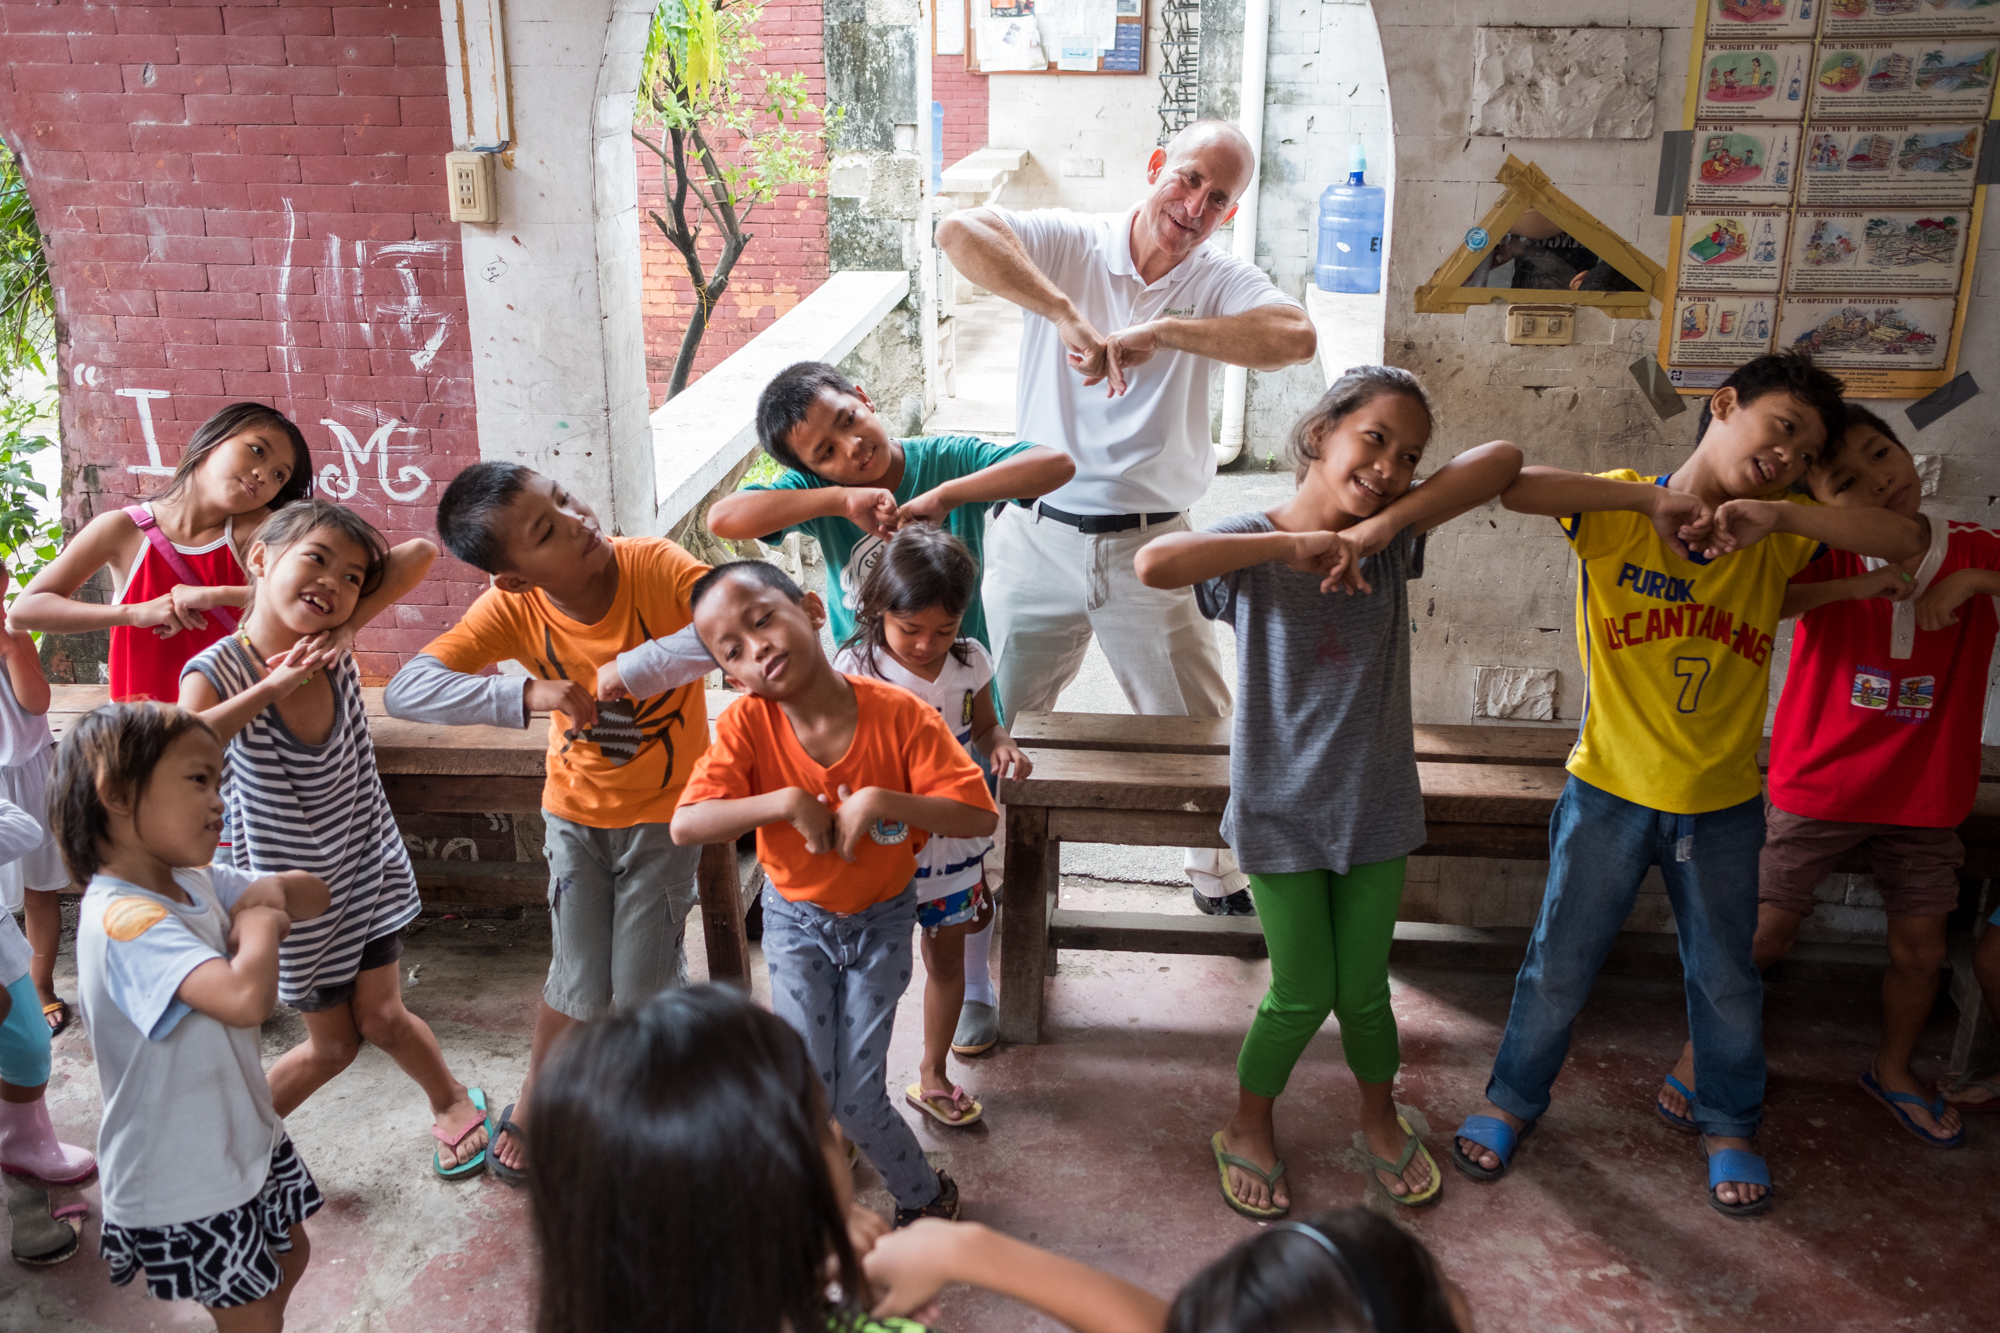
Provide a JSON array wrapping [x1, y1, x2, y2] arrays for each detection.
[[980, 15, 1048, 70], [1038, 0, 1118, 61]]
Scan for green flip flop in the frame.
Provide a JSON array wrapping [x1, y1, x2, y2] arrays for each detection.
[[432, 1087, 490, 1181], [1211, 1130, 1288, 1220]]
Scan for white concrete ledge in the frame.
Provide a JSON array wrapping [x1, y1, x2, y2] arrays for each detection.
[[647, 270, 911, 530]]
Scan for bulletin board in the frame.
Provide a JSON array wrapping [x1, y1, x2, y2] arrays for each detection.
[[1658, 0, 2000, 398], [966, 0, 1148, 76]]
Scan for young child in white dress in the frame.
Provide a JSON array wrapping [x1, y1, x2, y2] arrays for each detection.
[[832, 526, 1030, 1127]]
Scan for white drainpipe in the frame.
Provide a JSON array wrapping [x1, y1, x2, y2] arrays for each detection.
[[1216, 0, 1271, 468]]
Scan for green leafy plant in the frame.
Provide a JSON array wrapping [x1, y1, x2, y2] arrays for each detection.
[[0, 392, 63, 604], [0, 141, 53, 378], [634, 0, 838, 399]]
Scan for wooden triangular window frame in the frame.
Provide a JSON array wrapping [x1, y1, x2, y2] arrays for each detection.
[[1414, 156, 1664, 319]]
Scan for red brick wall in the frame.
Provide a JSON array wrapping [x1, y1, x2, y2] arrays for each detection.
[[0, 0, 476, 678], [932, 54, 986, 168], [637, 0, 829, 404]]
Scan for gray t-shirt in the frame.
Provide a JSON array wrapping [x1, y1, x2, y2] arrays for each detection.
[[1194, 512, 1427, 876], [77, 863, 283, 1227]]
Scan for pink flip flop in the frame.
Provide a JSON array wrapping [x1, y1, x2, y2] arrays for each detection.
[[905, 1083, 983, 1127]]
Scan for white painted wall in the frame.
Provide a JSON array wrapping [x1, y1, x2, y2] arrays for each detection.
[[983, 11, 1169, 213], [444, 0, 656, 533]]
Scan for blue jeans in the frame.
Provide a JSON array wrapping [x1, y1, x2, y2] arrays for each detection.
[[761, 884, 939, 1210], [1487, 776, 1766, 1138]]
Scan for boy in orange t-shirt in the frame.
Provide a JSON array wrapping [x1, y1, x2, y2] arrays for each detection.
[[383, 463, 717, 1183], [672, 560, 996, 1227]]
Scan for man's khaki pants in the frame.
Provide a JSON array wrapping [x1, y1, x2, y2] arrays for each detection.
[[982, 503, 1240, 887]]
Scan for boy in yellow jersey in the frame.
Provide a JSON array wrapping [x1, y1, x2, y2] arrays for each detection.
[[1449, 353, 1924, 1218]]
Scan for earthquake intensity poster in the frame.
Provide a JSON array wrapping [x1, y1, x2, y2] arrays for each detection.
[[1663, 0, 1997, 396]]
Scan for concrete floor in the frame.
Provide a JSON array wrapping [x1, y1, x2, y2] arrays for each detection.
[[9, 896, 1998, 1331]]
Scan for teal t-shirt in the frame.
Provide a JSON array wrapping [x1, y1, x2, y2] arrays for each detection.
[[743, 435, 1031, 652]]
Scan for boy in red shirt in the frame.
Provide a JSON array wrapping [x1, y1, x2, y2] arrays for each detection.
[[671, 561, 997, 1226], [1660, 405, 1998, 1148]]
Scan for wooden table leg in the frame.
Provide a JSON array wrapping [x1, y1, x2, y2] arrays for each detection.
[[697, 842, 750, 990], [998, 804, 1050, 1045]]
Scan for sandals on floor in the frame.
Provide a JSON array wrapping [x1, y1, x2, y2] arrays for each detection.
[[40, 1000, 70, 1039], [1859, 1071, 1963, 1149], [1702, 1140, 1773, 1218], [432, 1087, 492, 1180], [1941, 1073, 2000, 1113], [1656, 1073, 1700, 1134], [1366, 1114, 1443, 1207], [905, 1083, 983, 1128], [488, 1102, 527, 1187], [1210, 1130, 1288, 1220], [1450, 1114, 1533, 1182], [893, 1169, 960, 1229]]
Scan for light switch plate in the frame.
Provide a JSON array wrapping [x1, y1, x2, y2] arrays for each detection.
[[1505, 303, 1576, 346], [447, 151, 497, 224]]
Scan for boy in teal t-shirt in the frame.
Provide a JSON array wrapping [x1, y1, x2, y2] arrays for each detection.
[[707, 361, 1074, 651]]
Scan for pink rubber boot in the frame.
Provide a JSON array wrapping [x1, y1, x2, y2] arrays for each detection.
[[0, 1097, 96, 1185]]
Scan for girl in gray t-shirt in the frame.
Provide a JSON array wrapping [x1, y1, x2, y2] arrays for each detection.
[[1135, 366, 1521, 1222]]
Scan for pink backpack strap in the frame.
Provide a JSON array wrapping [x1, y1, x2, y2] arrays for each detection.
[[123, 505, 239, 633]]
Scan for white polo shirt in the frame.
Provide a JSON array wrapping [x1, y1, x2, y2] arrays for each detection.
[[992, 205, 1297, 515]]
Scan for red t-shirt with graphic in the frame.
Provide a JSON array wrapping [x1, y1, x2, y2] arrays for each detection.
[[1769, 522, 2000, 827]]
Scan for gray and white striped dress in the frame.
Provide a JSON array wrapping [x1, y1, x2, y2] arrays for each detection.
[[187, 637, 420, 1004]]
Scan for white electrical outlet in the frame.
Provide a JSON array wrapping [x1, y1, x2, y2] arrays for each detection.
[[1505, 303, 1575, 347], [446, 151, 497, 224]]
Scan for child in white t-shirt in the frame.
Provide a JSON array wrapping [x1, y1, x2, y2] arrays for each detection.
[[56, 703, 329, 1324], [833, 526, 1030, 1128]]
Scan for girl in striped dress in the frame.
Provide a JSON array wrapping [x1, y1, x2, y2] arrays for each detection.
[[179, 500, 491, 1180]]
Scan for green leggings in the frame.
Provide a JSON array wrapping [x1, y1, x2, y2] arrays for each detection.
[[1236, 859, 1406, 1097]]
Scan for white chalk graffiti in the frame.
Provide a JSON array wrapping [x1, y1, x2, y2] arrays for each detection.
[[319, 417, 432, 503], [115, 388, 175, 476]]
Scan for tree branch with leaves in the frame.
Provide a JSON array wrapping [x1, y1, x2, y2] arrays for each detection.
[[634, 0, 838, 400]]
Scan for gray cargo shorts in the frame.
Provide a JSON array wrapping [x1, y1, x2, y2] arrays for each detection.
[[542, 811, 700, 1021]]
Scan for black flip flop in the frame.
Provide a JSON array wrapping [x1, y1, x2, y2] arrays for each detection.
[[41, 999, 70, 1039], [489, 1103, 528, 1187]]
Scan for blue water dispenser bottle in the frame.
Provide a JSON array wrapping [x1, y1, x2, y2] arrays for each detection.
[[1314, 144, 1385, 294]]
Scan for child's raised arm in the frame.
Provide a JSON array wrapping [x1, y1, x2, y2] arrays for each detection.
[[709, 486, 899, 544], [10, 510, 214, 638], [865, 1219, 1169, 1333], [326, 538, 438, 651], [1917, 567, 2000, 631], [1781, 567, 1912, 620], [1352, 440, 1523, 542], [175, 903, 291, 1029], [1, 626, 50, 718], [669, 790, 835, 853], [827, 785, 996, 863], [178, 637, 346, 744], [1708, 500, 1925, 563], [1134, 528, 1329, 591], [896, 445, 1076, 528], [1503, 465, 1713, 561]]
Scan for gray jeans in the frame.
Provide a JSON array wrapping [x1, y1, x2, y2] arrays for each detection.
[[761, 883, 939, 1211], [542, 812, 699, 1021]]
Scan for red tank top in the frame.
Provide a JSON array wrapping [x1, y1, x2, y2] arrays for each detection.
[[108, 507, 245, 703]]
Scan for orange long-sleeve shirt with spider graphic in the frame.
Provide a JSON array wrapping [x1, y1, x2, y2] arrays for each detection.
[[422, 538, 709, 829]]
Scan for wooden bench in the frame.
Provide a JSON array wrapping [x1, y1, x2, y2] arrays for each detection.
[[996, 711, 2000, 1057], [43, 685, 752, 985]]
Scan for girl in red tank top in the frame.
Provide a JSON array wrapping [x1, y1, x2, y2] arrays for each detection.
[[11, 403, 315, 701]]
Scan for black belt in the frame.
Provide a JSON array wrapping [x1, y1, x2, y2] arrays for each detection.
[[1006, 499, 1180, 534]]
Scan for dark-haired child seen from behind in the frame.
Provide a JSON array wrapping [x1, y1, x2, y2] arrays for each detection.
[[671, 561, 997, 1227], [383, 463, 717, 1183], [1456, 352, 1925, 1216]]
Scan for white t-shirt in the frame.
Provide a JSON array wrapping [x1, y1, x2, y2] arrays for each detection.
[[77, 863, 283, 1228], [992, 205, 1298, 515], [833, 641, 996, 899]]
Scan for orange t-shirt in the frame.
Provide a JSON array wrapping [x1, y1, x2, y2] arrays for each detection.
[[420, 538, 708, 829], [679, 675, 996, 915]]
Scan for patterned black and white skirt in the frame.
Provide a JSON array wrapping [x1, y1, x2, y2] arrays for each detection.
[[99, 1135, 324, 1308]]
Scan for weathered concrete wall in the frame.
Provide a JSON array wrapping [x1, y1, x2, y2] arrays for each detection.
[[824, 0, 926, 432], [983, 12, 1169, 214], [0, 0, 481, 678]]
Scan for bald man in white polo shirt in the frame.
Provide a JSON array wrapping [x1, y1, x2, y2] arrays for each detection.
[[938, 120, 1316, 913]]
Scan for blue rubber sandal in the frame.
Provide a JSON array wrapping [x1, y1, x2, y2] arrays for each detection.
[[432, 1087, 490, 1181], [1656, 1073, 1700, 1134], [1450, 1114, 1533, 1182], [1860, 1070, 1964, 1149], [1702, 1142, 1772, 1218]]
